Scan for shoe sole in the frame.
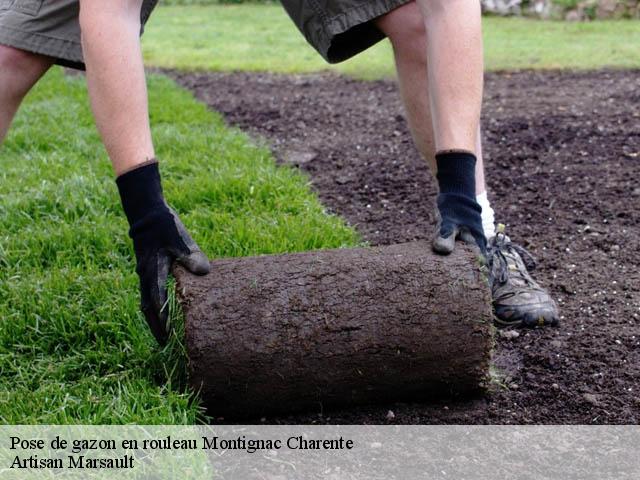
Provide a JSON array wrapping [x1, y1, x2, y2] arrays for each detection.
[[494, 313, 560, 329]]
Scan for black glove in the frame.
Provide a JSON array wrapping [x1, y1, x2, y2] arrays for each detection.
[[432, 151, 487, 255], [117, 161, 210, 345]]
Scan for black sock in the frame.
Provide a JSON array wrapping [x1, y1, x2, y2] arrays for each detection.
[[116, 161, 186, 254]]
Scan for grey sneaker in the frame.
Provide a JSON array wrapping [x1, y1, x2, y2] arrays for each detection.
[[487, 226, 559, 327]]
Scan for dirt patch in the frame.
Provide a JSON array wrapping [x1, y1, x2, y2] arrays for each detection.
[[168, 69, 640, 424]]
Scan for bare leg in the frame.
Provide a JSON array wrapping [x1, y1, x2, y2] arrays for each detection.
[[79, 0, 154, 175], [0, 45, 54, 143], [374, 2, 486, 195]]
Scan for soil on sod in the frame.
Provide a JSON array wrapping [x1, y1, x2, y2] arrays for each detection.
[[169, 69, 640, 424]]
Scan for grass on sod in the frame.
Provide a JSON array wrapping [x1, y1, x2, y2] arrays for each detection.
[[0, 69, 359, 424], [143, 5, 640, 79]]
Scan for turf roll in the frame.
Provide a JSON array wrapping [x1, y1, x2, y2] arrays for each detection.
[[174, 241, 493, 418]]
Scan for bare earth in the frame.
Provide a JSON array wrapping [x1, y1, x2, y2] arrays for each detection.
[[169, 69, 640, 424]]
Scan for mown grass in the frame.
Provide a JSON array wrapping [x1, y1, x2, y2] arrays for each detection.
[[0, 69, 359, 423], [142, 5, 640, 79]]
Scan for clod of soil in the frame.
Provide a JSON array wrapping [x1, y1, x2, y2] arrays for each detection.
[[169, 69, 640, 424]]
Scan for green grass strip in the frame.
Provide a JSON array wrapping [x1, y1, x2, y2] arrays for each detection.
[[142, 5, 640, 79], [0, 69, 359, 424]]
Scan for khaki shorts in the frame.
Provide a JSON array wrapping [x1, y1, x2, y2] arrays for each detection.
[[0, 0, 158, 70], [281, 0, 411, 63]]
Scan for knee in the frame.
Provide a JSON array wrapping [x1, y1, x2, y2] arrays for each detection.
[[377, 2, 427, 63], [0, 45, 48, 99], [0, 45, 38, 73]]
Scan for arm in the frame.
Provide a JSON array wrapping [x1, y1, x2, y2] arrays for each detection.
[[417, 0, 486, 253], [79, 0, 210, 344]]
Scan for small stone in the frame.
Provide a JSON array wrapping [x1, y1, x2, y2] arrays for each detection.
[[499, 329, 520, 340], [386, 410, 395, 421], [551, 383, 559, 389], [583, 393, 600, 406], [282, 149, 317, 165]]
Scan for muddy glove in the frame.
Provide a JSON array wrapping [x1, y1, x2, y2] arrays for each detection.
[[116, 161, 210, 345], [432, 151, 487, 255]]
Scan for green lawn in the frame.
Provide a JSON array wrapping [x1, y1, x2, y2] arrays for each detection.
[[0, 69, 359, 423], [143, 5, 640, 79]]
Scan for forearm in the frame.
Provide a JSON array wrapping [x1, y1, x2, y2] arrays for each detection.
[[417, 0, 483, 154], [79, 0, 154, 175]]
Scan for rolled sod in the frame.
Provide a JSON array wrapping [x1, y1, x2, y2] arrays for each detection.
[[174, 242, 493, 418]]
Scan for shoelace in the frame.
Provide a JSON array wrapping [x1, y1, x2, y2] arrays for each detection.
[[487, 233, 537, 287]]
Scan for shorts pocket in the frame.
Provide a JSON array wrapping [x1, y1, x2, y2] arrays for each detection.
[[0, 0, 15, 11], [12, 0, 43, 16]]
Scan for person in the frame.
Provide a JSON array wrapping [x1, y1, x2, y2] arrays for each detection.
[[0, 0, 557, 346], [280, 0, 560, 328], [0, 0, 209, 344]]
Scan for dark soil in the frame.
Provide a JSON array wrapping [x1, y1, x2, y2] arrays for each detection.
[[169, 69, 640, 424]]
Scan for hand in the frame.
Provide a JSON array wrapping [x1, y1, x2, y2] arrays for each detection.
[[133, 208, 210, 345], [432, 192, 486, 255]]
